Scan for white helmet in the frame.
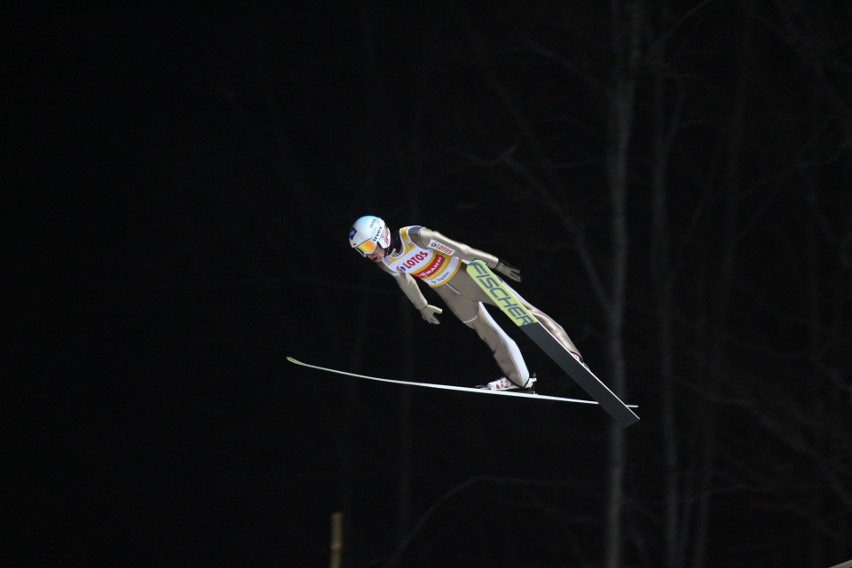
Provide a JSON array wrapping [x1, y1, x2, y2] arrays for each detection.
[[349, 215, 391, 256]]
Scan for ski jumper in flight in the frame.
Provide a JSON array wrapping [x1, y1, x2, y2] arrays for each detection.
[[348, 215, 585, 390]]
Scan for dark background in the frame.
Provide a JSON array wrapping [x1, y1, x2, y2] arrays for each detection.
[[6, 2, 852, 567]]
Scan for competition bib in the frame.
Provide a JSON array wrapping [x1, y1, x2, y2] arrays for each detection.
[[383, 227, 461, 287]]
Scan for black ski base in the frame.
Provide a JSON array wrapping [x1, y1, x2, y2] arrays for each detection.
[[521, 324, 640, 428]]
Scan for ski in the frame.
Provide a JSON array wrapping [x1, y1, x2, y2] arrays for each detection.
[[466, 260, 641, 428], [286, 356, 631, 406]]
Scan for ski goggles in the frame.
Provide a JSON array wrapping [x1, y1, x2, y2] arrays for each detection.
[[354, 239, 378, 256]]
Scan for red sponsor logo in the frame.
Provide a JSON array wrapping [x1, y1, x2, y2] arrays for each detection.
[[429, 241, 455, 255], [412, 255, 444, 279], [397, 251, 430, 272]]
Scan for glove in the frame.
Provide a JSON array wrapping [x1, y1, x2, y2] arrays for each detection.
[[418, 305, 443, 324], [494, 259, 522, 282]]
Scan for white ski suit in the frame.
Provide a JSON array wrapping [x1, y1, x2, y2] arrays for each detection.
[[377, 225, 581, 387]]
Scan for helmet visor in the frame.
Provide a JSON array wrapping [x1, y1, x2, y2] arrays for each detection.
[[354, 239, 377, 256]]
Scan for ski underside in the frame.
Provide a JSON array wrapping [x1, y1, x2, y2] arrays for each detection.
[[466, 260, 640, 428], [286, 356, 623, 406]]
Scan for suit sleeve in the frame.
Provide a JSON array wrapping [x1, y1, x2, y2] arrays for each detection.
[[376, 262, 430, 310], [411, 227, 500, 268]]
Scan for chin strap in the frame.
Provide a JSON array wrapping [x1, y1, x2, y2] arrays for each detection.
[[387, 230, 401, 255]]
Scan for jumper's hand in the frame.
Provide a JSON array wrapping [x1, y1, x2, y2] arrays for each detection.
[[418, 305, 443, 324], [495, 259, 522, 282]]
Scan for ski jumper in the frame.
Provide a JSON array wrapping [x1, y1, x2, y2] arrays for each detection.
[[378, 226, 581, 386]]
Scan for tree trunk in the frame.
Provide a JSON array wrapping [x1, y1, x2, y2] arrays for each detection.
[[690, 17, 751, 568], [651, 55, 681, 568], [647, 4, 684, 565], [604, 2, 641, 567]]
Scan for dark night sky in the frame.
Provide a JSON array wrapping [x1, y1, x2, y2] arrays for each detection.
[[6, 3, 852, 567]]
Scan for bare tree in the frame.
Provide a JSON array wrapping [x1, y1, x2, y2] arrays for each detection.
[[647, 4, 682, 564], [602, 2, 642, 567]]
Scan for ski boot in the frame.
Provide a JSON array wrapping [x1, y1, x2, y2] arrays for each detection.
[[476, 374, 537, 392]]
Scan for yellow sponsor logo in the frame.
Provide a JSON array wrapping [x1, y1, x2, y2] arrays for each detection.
[[467, 261, 538, 327]]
